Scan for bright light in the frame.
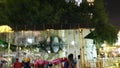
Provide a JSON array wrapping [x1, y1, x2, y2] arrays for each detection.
[[118, 48, 120, 53], [27, 38, 34, 44], [8, 57, 11, 61], [115, 31, 120, 45], [48, 51, 51, 53], [87, 0, 94, 3], [101, 43, 106, 47], [75, 0, 82, 6], [71, 41, 75, 45], [87, 0, 94, 5], [19, 47, 21, 50], [0, 44, 4, 47]]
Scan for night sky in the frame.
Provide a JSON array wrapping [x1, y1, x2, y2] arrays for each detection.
[[104, 0, 120, 29]]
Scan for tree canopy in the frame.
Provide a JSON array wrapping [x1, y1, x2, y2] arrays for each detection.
[[0, 0, 118, 44], [0, 0, 107, 26]]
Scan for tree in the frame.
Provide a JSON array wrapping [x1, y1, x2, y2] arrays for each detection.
[[2, 0, 68, 25], [93, 0, 118, 45], [0, 0, 118, 45], [3, 0, 41, 25]]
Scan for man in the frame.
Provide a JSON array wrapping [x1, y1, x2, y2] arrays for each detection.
[[64, 53, 76, 68], [13, 58, 22, 68]]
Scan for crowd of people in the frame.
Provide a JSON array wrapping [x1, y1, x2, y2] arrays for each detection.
[[0, 53, 80, 68]]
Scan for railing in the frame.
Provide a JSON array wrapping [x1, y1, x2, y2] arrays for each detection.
[[85, 57, 120, 68]]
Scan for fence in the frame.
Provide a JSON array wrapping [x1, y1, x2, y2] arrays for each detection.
[[85, 57, 120, 68]]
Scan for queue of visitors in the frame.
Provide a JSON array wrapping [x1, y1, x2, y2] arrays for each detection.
[[0, 53, 80, 68]]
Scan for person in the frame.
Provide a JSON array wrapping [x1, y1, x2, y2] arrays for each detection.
[[0, 60, 2, 68], [13, 58, 22, 68], [64, 53, 76, 68], [1, 60, 7, 68], [77, 55, 80, 68], [23, 56, 31, 68]]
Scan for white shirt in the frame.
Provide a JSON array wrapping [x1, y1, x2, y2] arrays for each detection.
[[77, 59, 80, 68]]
